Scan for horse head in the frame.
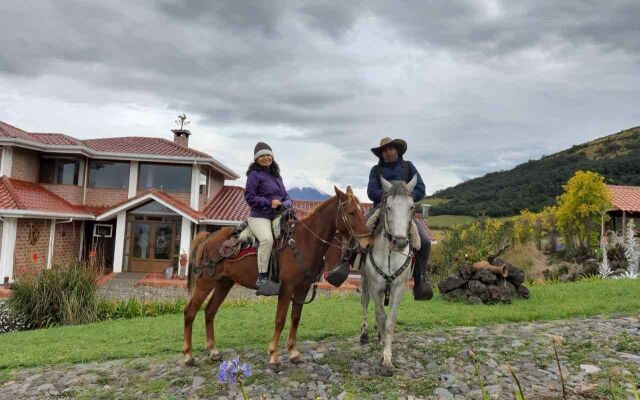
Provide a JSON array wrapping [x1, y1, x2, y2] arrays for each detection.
[[379, 175, 417, 251], [334, 186, 373, 249]]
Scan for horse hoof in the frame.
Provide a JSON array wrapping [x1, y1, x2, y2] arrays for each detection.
[[359, 334, 369, 345], [210, 352, 221, 362], [184, 357, 195, 367], [289, 354, 304, 364], [380, 366, 394, 377], [268, 362, 281, 371]]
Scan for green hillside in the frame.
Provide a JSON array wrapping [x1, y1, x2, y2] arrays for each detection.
[[431, 126, 640, 217]]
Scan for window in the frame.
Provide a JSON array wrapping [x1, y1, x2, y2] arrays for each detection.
[[138, 163, 191, 192], [199, 169, 208, 195], [39, 156, 83, 185], [88, 160, 129, 189]]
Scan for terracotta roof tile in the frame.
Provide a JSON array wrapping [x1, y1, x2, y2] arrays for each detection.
[[83, 137, 212, 159], [0, 178, 93, 216], [202, 186, 249, 222], [608, 185, 640, 213], [0, 121, 212, 159]]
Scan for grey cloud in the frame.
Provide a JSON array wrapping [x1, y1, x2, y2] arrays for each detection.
[[0, 0, 639, 192]]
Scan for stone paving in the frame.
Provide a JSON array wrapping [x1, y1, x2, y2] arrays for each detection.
[[1, 315, 639, 399]]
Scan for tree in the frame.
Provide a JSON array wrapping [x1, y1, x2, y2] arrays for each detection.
[[556, 171, 612, 257]]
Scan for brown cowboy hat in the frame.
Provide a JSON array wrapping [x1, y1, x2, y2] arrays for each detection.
[[370, 137, 407, 158]]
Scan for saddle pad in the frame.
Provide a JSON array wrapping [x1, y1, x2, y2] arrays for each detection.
[[229, 246, 257, 262]]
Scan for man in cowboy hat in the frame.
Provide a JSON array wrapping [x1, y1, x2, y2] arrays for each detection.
[[367, 137, 433, 301]]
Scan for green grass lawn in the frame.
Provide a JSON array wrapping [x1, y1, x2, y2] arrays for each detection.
[[426, 214, 514, 229], [426, 214, 477, 228], [1, 279, 639, 370]]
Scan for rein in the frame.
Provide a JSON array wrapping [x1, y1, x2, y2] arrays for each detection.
[[288, 196, 365, 305]]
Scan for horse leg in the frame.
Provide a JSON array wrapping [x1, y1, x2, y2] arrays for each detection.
[[380, 283, 404, 376], [268, 286, 294, 367], [372, 286, 387, 346], [183, 282, 213, 366], [359, 272, 370, 345], [204, 278, 234, 362], [287, 286, 309, 364]]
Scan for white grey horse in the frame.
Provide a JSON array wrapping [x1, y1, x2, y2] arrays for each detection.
[[360, 175, 418, 376]]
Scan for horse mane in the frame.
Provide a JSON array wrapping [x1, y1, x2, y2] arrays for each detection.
[[299, 192, 359, 222], [385, 180, 411, 198], [300, 195, 337, 223]]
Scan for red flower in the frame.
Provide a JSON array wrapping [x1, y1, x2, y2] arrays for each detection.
[[32, 253, 38, 263], [89, 249, 95, 258]]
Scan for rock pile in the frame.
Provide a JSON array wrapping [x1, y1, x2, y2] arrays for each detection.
[[438, 259, 530, 304]]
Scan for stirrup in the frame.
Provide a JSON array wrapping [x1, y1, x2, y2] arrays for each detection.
[[326, 260, 350, 287], [256, 279, 281, 296]]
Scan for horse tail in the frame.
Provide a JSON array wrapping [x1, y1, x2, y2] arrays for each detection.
[[187, 231, 211, 294]]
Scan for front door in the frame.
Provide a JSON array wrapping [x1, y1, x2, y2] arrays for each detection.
[[129, 220, 179, 273]]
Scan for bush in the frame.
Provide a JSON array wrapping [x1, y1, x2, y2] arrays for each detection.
[[0, 301, 31, 333], [437, 218, 513, 277], [98, 298, 186, 321], [8, 264, 99, 328]]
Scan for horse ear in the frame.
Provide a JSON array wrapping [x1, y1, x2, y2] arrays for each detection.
[[406, 174, 418, 192], [380, 176, 393, 192], [334, 186, 346, 200], [346, 186, 353, 195]]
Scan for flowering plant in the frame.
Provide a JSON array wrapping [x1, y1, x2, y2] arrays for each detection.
[[217, 357, 252, 399]]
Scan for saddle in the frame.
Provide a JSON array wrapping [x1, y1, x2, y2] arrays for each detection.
[[193, 209, 297, 280]]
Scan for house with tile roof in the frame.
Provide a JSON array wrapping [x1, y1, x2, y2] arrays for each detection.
[[0, 120, 242, 281], [603, 185, 640, 235], [0, 120, 435, 283]]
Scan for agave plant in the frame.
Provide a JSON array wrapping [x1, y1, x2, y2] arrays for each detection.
[[598, 238, 613, 279], [623, 219, 639, 278]]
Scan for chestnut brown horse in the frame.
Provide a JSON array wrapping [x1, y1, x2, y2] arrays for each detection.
[[183, 186, 371, 367]]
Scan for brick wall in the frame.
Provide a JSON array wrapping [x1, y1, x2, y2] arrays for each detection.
[[11, 147, 39, 182], [85, 188, 129, 207], [14, 219, 50, 279], [41, 184, 84, 205], [167, 191, 190, 207], [200, 170, 225, 211], [52, 220, 83, 266]]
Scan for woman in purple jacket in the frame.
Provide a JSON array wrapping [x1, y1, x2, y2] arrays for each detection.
[[245, 142, 292, 296]]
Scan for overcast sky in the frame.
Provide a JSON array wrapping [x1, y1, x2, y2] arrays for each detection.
[[1, 1, 639, 199]]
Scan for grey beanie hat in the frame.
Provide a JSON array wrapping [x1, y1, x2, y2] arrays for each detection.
[[254, 142, 274, 160]]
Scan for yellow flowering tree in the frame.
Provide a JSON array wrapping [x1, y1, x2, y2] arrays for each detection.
[[556, 171, 611, 256]]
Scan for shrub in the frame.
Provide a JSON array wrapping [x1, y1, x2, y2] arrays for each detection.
[[0, 301, 31, 333], [438, 217, 513, 276], [8, 263, 99, 328]]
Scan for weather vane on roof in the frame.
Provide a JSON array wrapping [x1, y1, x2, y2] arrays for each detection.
[[175, 114, 189, 130]]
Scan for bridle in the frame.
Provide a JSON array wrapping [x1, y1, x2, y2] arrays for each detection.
[[294, 195, 368, 252], [380, 192, 412, 252]]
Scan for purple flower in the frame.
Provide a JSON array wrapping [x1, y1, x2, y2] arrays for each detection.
[[217, 357, 252, 385]]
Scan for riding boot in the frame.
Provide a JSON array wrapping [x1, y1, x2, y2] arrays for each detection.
[[256, 273, 281, 296], [413, 240, 433, 301]]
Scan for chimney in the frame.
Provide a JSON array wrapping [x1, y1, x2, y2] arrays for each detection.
[[421, 203, 431, 219], [172, 128, 191, 147]]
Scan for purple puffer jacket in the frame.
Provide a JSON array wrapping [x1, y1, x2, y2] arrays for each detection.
[[244, 170, 293, 220]]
